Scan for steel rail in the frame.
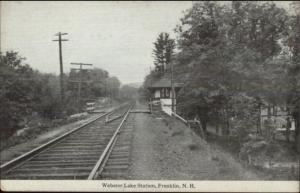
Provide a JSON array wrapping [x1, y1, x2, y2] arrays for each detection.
[[0, 104, 125, 173], [87, 104, 133, 180], [106, 114, 123, 123], [106, 105, 131, 123]]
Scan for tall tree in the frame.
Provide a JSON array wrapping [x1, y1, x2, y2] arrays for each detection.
[[0, 51, 59, 136], [152, 32, 175, 73], [175, 1, 290, 139], [284, 2, 300, 151], [175, 1, 232, 133]]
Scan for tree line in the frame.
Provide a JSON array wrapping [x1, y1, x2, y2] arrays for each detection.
[[144, 1, 300, 152], [0, 51, 122, 139]]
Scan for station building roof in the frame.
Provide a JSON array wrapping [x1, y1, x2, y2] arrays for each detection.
[[148, 77, 184, 89]]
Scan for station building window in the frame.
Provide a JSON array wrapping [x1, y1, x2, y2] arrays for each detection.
[[160, 88, 170, 98]]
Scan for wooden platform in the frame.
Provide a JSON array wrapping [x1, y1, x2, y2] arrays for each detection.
[[130, 110, 151, 113]]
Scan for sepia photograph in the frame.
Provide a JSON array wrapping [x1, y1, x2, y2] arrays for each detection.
[[0, 1, 299, 192]]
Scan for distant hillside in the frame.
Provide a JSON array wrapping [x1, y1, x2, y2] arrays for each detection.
[[123, 82, 142, 88]]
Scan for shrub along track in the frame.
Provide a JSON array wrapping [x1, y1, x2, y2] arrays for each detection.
[[0, 102, 134, 180]]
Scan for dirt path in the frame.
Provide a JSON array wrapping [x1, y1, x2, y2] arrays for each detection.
[[128, 103, 264, 180]]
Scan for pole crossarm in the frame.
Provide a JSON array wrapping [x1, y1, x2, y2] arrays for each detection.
[[70, 68, 93, 71], [68, 80, 93, 83], [55, 32, 68, 36], [52, 39, 69, 41], [71, 63, 93, 66]]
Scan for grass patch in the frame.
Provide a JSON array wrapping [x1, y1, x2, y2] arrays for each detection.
[[211, 155, 220, 161], [187, 143, 200, 151], [0, 116, 87, 151], [171, 130, 184, 137]]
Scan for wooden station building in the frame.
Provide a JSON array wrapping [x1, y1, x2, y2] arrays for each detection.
[[147, 77, 183, 114]]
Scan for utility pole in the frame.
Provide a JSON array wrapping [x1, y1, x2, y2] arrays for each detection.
[[104, 78, 107, 100], [171, 61, 175, 113], [53, 32, 68, 102], [109, 84, 112, 108], [70, 63, 93, 109]]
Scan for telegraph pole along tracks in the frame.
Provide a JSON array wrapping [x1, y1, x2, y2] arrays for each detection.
[[1, 102, 135, 180]]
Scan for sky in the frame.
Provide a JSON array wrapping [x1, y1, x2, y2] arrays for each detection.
[[1, 1, 192, 84], [1, 1, 294, 85]]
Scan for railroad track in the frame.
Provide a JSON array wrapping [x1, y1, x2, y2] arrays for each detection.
[[96, 114, 134, 179], [1, 103, 134, 180]]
